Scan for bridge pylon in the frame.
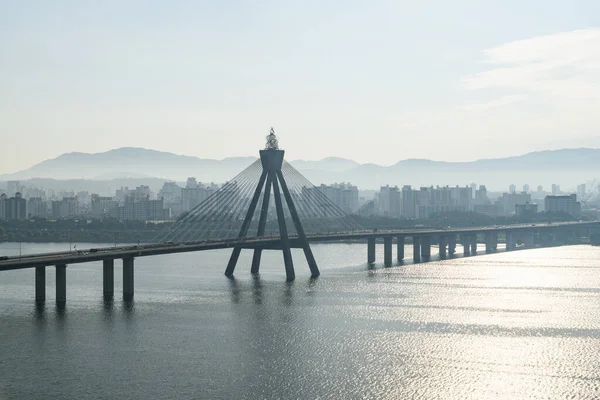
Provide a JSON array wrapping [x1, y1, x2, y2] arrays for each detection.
[[224, 128, 319, 281]]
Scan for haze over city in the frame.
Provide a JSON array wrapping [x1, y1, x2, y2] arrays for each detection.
[[2, 1, 600, 175], [4, 3, 600, 400]]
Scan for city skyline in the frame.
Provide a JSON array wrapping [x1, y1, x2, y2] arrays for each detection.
[[2, 1, 600, 173]]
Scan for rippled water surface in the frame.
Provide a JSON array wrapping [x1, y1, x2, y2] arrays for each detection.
[[2, 242, 600, 399]]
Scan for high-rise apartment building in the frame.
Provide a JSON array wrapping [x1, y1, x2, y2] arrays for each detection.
[[545, 194, 581, 217], [0, 192, 27, 220]]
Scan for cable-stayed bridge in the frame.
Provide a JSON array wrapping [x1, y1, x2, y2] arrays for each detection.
[[1, 129, 599, 304]]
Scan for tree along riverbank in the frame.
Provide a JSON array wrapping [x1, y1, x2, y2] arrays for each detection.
[[0, 211, 582, 244]]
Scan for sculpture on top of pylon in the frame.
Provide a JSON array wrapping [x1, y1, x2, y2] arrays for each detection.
[[265, 127, 279, 150]]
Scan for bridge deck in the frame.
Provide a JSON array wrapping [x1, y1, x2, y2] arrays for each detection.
[[0, 222, 595, 271]]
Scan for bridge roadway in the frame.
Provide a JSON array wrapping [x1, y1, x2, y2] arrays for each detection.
[[1, 221, 597, 272]]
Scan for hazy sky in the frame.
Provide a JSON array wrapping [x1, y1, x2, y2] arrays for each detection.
[[1, 1, 599, 174]]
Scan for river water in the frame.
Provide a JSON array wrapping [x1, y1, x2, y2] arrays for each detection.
[[1, 242, 600, 399]]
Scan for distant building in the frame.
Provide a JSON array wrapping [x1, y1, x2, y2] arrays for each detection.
[[186, 177, 198, 189], [509, 184, 516, 194], [0, 194, 5, 219], [181, 183, 219, 213], [470, 182, 477, 199], [91, 194, 119, 218], [523, 184, 530, 193], [545, 194, 581, 217], [496, 192, 531, 216], [552, 184, 560, 195], [474, 185, 490, 205], [115, 187, 130, 201], [51, 197, 79, 219], [378, 185, 401, 218], [401, 185, 417, 218], [0, 192, 27, 220], [400, 185, 472, 219], [577, 184, 586, 201], [116, 196, 168, 221], [313, 183, 359, 214], [158, 182, 182, 204], [27, 197, 49, 218], [6, 181, 22, 197]]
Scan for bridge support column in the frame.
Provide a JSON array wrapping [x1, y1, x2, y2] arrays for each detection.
[[35, 266, 46, 302], [421, 236, 431, 261], [485, 232, 493, 253], [367, 238, 376, 264], [461, 235, 470, 256], [103, 259, 114, 298], [448, 235, 456, 255], [523, 230, 535, 248], [56, 264, 66, 304], [470, 235, 478, 255], [413, 236, 421, 263], [492, 232, 498, 252], [506, 232, 514, 251], [384, 237, 392, 267], [397, 236, 405, 261], [439, 236, 447, 259], [123, 257, 134, 301]]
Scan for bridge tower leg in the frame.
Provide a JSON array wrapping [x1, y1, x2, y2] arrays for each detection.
[[272, 173, 295, 280], [123, 257, 134, 301], [251, 173, 273, 274], [276, 170, 319, 277], [397, 236, 405, 261], [439, 236, 447, 259], [35, 266, 46, 302], [413, 236, 421, 263], [367, 237, 376, 264], [56, 264, 66, 305], [103, 259, 114, 298], [226, 171, 268, 277], [384, 237, 392, 267]]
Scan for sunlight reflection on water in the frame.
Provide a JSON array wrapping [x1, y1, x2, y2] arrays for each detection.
[[1, 243, 600, 399]]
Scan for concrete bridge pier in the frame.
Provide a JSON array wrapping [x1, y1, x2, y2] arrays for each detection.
[[56, 264, 66, 305], [461, 235, 470, 256], [421, 236, 431, 261], [523, 230, 535, 248], [413, 236, 421, 263], [367, 238, 376, 264], [506, 232, 514, 251], [35, 266, 46, 302], [485, 232, 493, 253], [448, 235, 456, 255], [384, 237, 392, 267], [397, 236, 405, 261], [492, 232, 498, 252], [439, 236, 447, 258], [103, 259, 114, 298], [123, 257, 134, 301], [470, 235, 478, 255]]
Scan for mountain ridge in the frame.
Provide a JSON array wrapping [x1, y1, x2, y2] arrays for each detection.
[[2, 147, 600, 190]]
